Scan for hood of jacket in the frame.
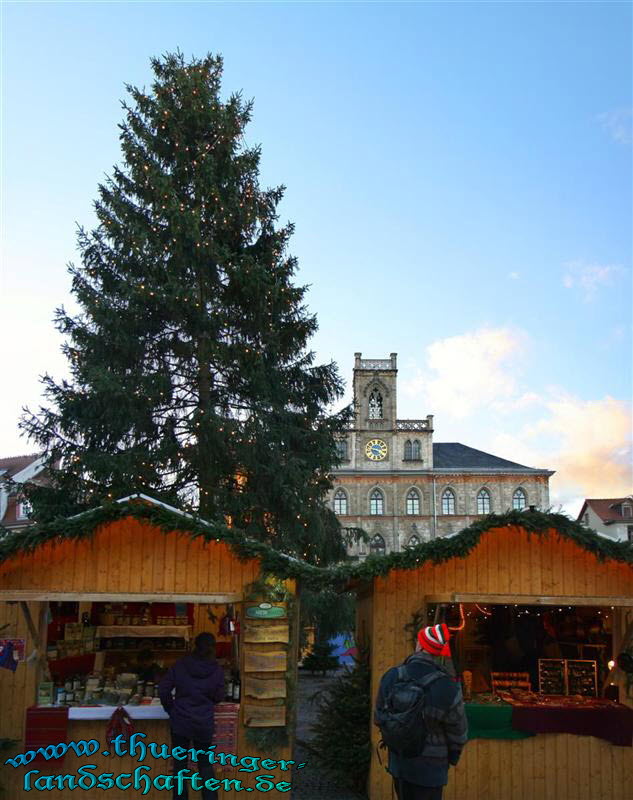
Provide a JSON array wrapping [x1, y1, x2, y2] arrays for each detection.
[[180, 653, 220, 680]]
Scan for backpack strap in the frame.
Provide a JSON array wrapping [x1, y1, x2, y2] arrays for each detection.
[[419, 671, 444, 689], [399, 661, 446, 690]]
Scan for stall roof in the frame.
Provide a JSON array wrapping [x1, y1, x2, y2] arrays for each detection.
[[1, 496, 632, 591]]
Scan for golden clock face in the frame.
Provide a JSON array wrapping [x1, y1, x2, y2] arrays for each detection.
[[365, 439, 388, 461]]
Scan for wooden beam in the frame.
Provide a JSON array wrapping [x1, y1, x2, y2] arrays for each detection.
[[18, 602, 51, 700], [3, 591, 242, 603], [425, 593, 633, 607]]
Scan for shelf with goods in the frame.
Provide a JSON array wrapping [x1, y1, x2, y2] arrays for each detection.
[[95, 625, 192, 639]]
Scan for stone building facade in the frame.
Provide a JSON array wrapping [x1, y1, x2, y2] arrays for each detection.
[[330, 354, 553, 556]]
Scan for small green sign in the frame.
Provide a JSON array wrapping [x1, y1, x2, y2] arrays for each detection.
[[245, 603, 286, 619]]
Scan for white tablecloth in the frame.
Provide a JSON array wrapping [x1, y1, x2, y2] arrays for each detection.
[[68, 705, 169, 720]]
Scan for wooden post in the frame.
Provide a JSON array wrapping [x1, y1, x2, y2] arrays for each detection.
[[19, 601, 51, 704]]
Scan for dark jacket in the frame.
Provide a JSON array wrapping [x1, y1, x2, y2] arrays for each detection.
[[158, 653, 225, 741], [376, 651, 468, 787]]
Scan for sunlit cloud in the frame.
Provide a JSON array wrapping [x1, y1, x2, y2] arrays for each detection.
[[493, 394, 632, 514], [401, 327, 631, 518], [401, 327, 526, 419]]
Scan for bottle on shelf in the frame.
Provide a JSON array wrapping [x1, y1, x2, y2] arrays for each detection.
[[232, 670, 240, 702], [226, 672, 234, 701]]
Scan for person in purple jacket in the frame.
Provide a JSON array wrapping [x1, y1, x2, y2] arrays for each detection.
[[158, 632, 225, 800]]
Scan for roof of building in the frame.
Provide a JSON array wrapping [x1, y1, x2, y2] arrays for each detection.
[[433, 443, 547, 472], [578, 497, 633, 525], [0, 453, 41, 478]]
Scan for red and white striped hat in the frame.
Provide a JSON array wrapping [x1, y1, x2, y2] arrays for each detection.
[[417, 623, 451, 657]]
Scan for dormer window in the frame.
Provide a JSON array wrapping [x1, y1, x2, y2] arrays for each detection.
[[368, 389, 383, 419], [622, 503, 632, 518], [16, 498, 32, 520]]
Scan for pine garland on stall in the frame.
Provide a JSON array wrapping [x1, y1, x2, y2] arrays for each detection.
[[1, 504, 631, 591]]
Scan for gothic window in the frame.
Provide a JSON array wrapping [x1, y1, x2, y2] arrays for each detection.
[[512, 488, 527, 511], [406, 489, 420, 515], [16, 498, 32, 520], [370, 534, 386, 554], [411, 440, 421, 460], [406, 535, 421, 548], [441, 488, 456, 515], [477, 488, 492, 514], [333, 489, 348, 515], [370, 489, 384, 515], [368, 389, 383, 419], [335, 439, 348, 461], [404, 440, 412, 460]]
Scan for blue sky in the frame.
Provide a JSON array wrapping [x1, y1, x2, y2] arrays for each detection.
[[2, 1, 631, 513]]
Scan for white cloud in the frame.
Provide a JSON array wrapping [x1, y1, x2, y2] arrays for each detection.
[[562, 260, 626, 301], [493, 394, 632, 513], [401, 326, 631, 518], [597, 108, 632, 145], [508, 271, 520, 280], [401, 327, 526, 419]]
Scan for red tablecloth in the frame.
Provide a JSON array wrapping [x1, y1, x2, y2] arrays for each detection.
[[511, 702, 633, 746], [24, 706, 70, 765]]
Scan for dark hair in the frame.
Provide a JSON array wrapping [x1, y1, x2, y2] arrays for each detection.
[[194, 632, 216, 658]]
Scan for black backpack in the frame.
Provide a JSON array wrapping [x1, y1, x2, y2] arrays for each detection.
[[374, 660, 443, 758]]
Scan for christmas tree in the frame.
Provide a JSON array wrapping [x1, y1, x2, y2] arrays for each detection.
[[301, 640, 340, 675], [20, 51, 351, 563], [309, 651, 371, 792]]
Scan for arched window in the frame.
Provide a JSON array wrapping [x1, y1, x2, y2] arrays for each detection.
[[368, 389, 383, 419], [512, 488, 527, 511], [335, 439, 348, 461], [411, 440, 421, 460], [477, 488, 492, 514], [406, 489, 420, 515], [441, 488, 456, 515], [406, 535, 421, 548], [370, 489, 384, 515], [333, 489, 348, 515], [404, 440, 413, 460], [370, 534, 386, 554]]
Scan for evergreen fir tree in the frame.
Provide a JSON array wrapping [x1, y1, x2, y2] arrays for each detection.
[[301, 639, 340, 675], [310, 651, 372, 792], [20, 51, 351, 563]]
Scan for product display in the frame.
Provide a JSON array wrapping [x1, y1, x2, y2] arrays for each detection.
[[538, 659, 597, 697], [41, 600, 242, 715]]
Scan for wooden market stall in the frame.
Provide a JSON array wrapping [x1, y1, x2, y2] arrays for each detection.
[[356, 515, 633, 800], [0, 496, 300, 800]]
